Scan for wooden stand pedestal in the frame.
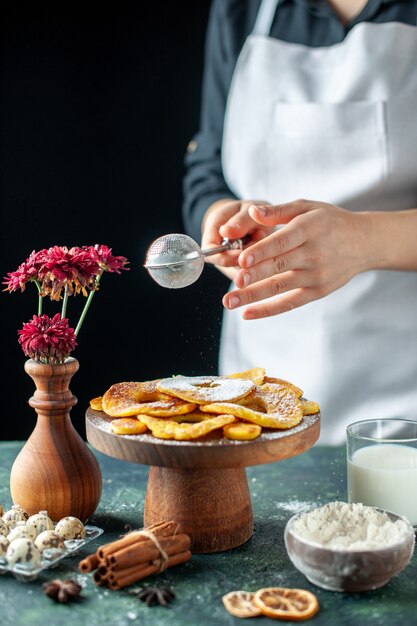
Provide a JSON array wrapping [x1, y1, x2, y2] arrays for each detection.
[[144, 466, 253, 552]]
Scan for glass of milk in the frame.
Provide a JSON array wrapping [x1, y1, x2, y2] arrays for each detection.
[[347, 418, 417, 527]]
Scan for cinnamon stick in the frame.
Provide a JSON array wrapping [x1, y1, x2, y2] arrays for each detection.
[[107, 550, 192, 590], [97, 521, 177, 559], [79, 553, 99, 573], [93, 569, 110, 587], [107, 562, 150, 584], [107, 533, 191, 571]]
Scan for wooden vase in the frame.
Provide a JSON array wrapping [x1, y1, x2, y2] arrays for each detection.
[[10, 357, 102, 522]]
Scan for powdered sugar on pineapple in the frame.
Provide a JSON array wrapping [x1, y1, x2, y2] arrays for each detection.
[[156, 376, 255, 403], [290, 501, 413, 550]]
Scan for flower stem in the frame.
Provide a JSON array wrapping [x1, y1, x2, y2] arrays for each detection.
[[34, 280, 43, 316], [74, 274, 101, 337], [61, 286, 69, 319]]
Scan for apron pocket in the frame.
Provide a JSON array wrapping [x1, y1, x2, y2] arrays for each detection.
[[268, 100, 389, 205]]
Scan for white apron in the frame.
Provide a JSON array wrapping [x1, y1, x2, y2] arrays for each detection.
[[220, 0, 417, 444]]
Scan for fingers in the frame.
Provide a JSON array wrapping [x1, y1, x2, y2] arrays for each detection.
[[222, 202, 316, 315], [219, 200, 270, 240], [223, 276, 321, 319], [202, 200, 242, 248], [202, 199, 275, 268], [248, 199, 316, 227], [242, 288, 318, 320], [223, 269, 304, 309], [233, 246, 306, 289], [202, 200, 243, 267], [238, 219, 307, 269], [219, 211, 255, 239]]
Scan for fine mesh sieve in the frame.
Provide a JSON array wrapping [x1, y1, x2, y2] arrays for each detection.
[[144, 233, 245, 288]]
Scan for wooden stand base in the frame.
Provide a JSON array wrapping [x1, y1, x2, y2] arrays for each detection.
[[86, 407, 320, 553], [144, 466, 253, 553]]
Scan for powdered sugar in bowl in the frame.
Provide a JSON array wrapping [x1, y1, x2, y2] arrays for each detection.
[[284, 501, 415, 592]]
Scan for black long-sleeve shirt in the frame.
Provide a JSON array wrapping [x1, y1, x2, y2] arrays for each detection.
[[182, 0, 417, 242]]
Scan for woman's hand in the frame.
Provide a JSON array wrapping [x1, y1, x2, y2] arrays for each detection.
[[201, 198, 274, 280], [222, 199, 371, 319]]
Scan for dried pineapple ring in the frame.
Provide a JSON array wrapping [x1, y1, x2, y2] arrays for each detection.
[[263, 376, 303, 398], [168, 410, 212, 423], [89, 396, 104, 411], [300, 399, 320, 415], [227, 367, 266, 385], [156, 375, 254, 405], [263, 382, 319, 415], [102, 380, 197, 417], [110, 418, 148, 435], [138, 414, 236, 440], [201, 385, 303, 429], [223, 422, 262, 441]]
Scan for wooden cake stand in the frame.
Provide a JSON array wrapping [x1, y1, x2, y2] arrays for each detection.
[[86, 408, 320, 553]]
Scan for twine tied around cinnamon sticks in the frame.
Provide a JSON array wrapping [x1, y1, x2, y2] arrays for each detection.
[[131, 529, 169, 572], [79, 521, 191, 590]]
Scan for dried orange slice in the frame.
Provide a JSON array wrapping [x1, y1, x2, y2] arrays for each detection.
[[223, 422, 262, 441], [253, 587, 319, 621], [222, 590, 262, 618], [89, 396, 104, 411], [110, 418, 148, 435]]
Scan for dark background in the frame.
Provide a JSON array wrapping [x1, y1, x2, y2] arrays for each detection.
[[0, 1, 230, 440]]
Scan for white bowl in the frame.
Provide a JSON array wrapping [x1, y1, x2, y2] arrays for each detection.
[[284, 507, 415, 592]]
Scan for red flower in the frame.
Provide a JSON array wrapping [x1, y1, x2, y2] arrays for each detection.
[[86, 244, 129, 274], [18, 314, 77, 364], [37, 246, 100, 300], [3, 250, 43, 292]]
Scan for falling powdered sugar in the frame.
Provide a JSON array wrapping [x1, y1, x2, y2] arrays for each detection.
[[291, 501, 412, 550]]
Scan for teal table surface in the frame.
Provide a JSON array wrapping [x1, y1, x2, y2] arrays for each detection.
[[0, 441, 416, 626]]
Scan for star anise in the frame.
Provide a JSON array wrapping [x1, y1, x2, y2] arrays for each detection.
[[130, 586, 176, 607], [43, 578, 82, 603]]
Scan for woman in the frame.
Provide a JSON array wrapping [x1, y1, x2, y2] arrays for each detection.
[[183, 0, 417, 444]]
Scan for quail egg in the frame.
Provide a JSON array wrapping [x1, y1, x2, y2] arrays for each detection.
[[2, 504, 29, 529], [6, 538, 41, 568], [0, 518, 8, 537], [7, 522, 37, 542], [26, 511, 54, 536], [35, 530, 65, 552], [54, 516, 85, 540], [0, 535, 9, 558]]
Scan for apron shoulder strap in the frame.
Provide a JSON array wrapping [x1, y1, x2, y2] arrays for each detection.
[[252, 0, 281, 36]]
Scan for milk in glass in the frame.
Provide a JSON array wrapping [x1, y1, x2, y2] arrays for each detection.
[[348, 443, 417, 526]]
